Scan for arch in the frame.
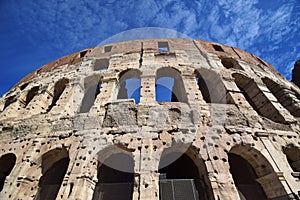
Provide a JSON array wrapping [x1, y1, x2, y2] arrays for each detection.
[[2, 95, 17, 111], [47, 78, 69, 112], [233, 73, 286, 123], [117, 69, 141, 104], [80, 77, 102, 113], [283, 144, 300, 172], [92, 152, 134, 200], [0, 153, 16, 192], [229, 145, 287, 199], [25, 86, 39, 107], [195, 69, 227, 104], [158, 146, 213, 200], [156, 67, 187, 103], [35, 148, 69, 200], [262, 77, 300, 117]]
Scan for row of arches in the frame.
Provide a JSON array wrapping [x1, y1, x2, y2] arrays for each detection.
[[1, 78, 69, 114], [2, 67, 299, 123], [1, 144, 299, 199]]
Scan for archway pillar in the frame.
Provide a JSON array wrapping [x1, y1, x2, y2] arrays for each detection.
[[140, 74, 156, 105], [138, 172, 159, 200], [256, 172, 289, 198], [205, 156, 240, 200], [258, 134, 297, 194]]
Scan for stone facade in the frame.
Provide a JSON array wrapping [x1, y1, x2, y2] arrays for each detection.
[[0, 38, 299, 200]]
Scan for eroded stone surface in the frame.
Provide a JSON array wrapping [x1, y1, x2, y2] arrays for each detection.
[[0, 38, 299, 200]]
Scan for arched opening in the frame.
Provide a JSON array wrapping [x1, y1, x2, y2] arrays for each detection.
[[2, 95, 17, 111], [283, 145, 300, 172], [47, 78, 69, 112], [35, 148, 69, 200], [228, 153, 267, 199], [229, 145, 288, 199], [220, 57, 243, 70], [233, 73, 286, 123], [0, 153, 16, 192], [80, 79, 102, 113], [158, 151, 212, 200], [117, 69, 141, 104], [195, 69, 227, 104], [25, 86, 39, 107], [262, 77, 300, 117], [156, 67, 187, 103], [92, 153, 134, 200]]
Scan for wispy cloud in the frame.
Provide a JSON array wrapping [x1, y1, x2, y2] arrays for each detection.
[[6, 0, 300, 80]]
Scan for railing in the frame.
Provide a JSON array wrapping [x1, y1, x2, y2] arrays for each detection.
[[92, 182, 134, 200], [159, 179, 201, 200]]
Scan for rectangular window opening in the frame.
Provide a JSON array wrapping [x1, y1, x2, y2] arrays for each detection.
[[94, 59, 109, 71], [158, 42, 169, 52], [212, 44, 225, 52], [80, 50, 88, 58], [104, 45, 112, 52]]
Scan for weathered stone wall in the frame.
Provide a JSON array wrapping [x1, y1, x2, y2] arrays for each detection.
[[0, 38, 299, 200]]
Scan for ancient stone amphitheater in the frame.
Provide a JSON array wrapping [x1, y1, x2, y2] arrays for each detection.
[[0, 38, 299, 200]]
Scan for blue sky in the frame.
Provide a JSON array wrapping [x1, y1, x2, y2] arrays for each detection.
[[0, 0, 299, 96]]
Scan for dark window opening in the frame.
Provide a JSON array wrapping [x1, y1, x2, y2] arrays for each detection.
[[159, 152, 211, 200], [195, 69, 228, 104], [3, 95, 17, 111], [20, 83, 29, 91], [212, 44, 224, 52], [262, 77, 300, 117], [229, 153, 267, 200], [283, 146, 300, 172], [158, 42, 169, 52], [35, 157, 70, 200], [0, 153, 16, 192], [104, 46, 112, 53], [92, 153, 134, 200], [25, 86, 39, 107], [117, 69, 141, 104], [156, 68, 187, 103], [80, 82, 102, 113], [94, 59, 109, 71], [80, 50, 88, 58], [233, 73, 285, 123], [47, 79, 69, 112], [220, 57, 243, 70]]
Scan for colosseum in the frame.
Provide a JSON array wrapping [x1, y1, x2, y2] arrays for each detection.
[[0, 38, 299, 200]]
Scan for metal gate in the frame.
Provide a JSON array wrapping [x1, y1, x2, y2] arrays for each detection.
[[159, 179, 200, 200]]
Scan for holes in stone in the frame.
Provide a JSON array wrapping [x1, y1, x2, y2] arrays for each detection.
[[213, 156, 219, 160]]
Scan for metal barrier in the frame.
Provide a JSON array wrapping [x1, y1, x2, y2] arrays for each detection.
[[93, 182, 134, 200], [159, 179, 200, 200]]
